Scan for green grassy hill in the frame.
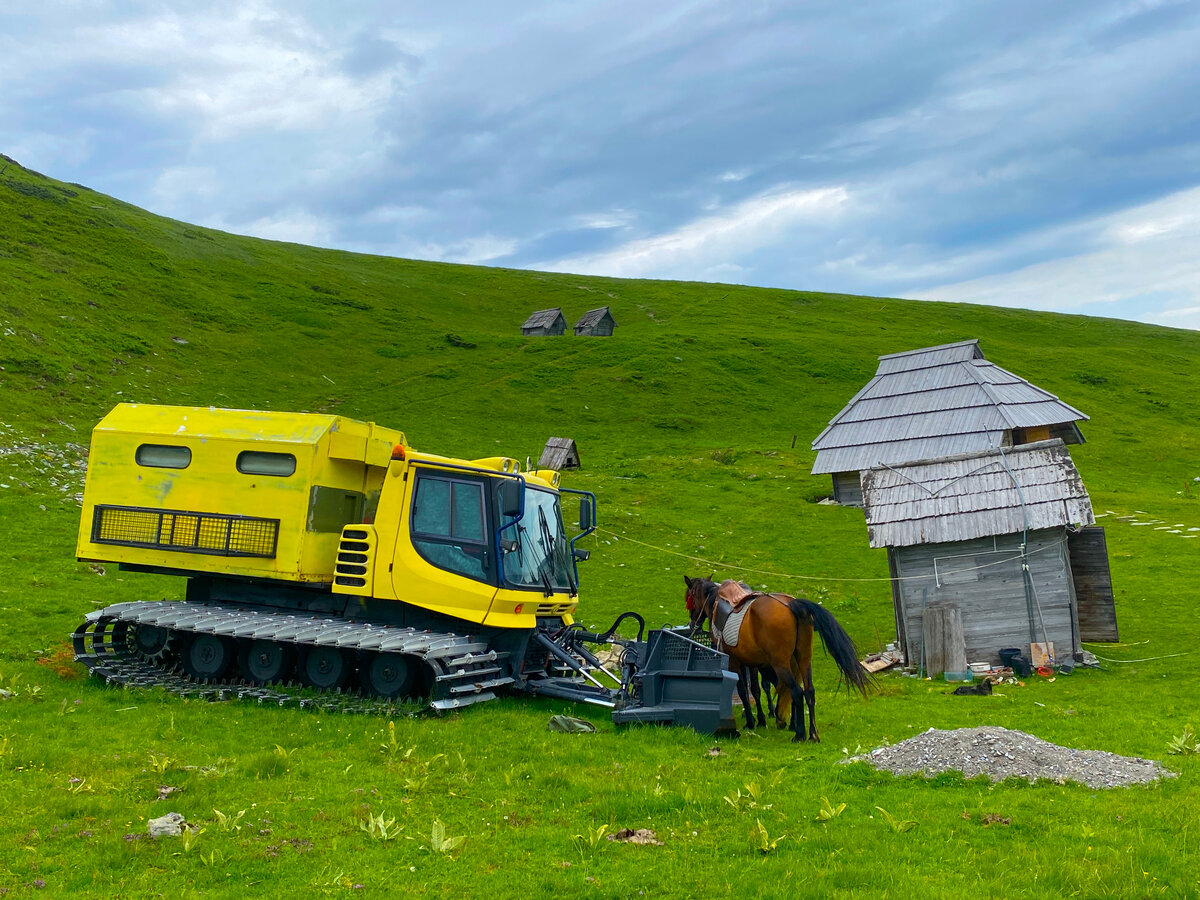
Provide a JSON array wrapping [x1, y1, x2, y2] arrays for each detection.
[[2, 154, 1198, 898]]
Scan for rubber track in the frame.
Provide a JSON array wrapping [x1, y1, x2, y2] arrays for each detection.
[[72, 600, 515, 715]]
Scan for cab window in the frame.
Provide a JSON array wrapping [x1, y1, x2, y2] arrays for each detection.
[[136, 444, 191, 469], [237, 451, 297, 477], [410, 473, 489, 581]]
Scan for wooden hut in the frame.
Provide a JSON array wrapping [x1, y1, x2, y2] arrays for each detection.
[[574, 307, 617, 336], [537, 437, 581, 470], [521, 308, 567, 336], [811, 340, 1088, 506], [861, 439, 1116, 669]]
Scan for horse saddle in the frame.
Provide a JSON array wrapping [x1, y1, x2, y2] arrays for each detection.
[[717, 579, 754, 608]]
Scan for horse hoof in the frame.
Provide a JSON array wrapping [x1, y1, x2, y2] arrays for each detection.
[[809, 736, 821, 743], [791, 734, 803, 743]]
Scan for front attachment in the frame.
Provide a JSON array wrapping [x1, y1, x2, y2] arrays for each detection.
[[526, 616, 738, 734], [612, 628, 739, 734]]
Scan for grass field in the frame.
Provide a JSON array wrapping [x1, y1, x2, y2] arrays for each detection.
[[2, 154, 1199, 897]]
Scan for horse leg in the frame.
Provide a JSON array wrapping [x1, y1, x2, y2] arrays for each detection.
[[761, 667, 778, 722], [773, 665, 805, 743], [790, 659, 803, 735], [803, 662, 818, 742], [747, 667, 767, 728], [795, 623, 819, 742], [773, 679, 791, 730], [735, 666, 755, 731]]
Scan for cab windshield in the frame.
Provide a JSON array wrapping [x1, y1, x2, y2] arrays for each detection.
[[499, 486, 574, 594]]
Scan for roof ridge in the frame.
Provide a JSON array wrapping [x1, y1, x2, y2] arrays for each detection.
[[876, 338, 981, 361], [961, 360, 1018, 428]]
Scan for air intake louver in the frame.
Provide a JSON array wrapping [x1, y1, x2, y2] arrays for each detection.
[[334, 525, 377, 594]]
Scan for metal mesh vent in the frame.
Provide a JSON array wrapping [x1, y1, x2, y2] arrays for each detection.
[[92, 505, 279, 558], [647, 629, 724, 672]]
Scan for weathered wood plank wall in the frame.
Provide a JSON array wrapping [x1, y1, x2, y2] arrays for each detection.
[[1068, 526, 1119, 642], [893, 528, 1080, 666], [833, 471, 863, 507]]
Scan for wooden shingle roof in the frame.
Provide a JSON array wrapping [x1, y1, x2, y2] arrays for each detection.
[[574, 307, 615, 329], [811, 340, 1088, 474], [522, 308, 564, 329], [538, 437, 580, 470], [861, 439, 1094, 548]]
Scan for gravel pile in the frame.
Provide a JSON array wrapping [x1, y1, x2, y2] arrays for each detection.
[[847, 726, 1175, 788]]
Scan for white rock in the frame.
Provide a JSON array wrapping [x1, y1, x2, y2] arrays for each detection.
[[148, 812, 187, 838]]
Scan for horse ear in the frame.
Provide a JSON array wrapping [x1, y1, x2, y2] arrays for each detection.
[[683, 575, 692, 587], [709, 572, 716, 582]]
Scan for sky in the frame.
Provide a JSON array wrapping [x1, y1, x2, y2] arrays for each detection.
[[3, 0, 1200, 330]]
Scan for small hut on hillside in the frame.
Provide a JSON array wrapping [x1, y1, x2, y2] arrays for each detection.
[[861, 439, 1116, 669], [811, 340, 1088, 507], [537, 437, 581, 471], [521, 308, 567, 336], [574, 307, 617, 336]]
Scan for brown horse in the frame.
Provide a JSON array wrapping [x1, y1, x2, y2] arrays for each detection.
[[684, 575, 869, 742], [688, 578, 777, 730]]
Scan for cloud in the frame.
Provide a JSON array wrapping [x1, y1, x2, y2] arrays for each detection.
[[573, 210, 636, 230], [918, 185, 1200, 329], [84, 4, 410, 141], [210, 207, 336, 247], [405, 234, 519, 265], [3, 1, 1200, 329], [152, 166, 221, 208], [543, 185, 849, 280]]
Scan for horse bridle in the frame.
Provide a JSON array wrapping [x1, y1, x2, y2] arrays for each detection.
[[686, 580, 717, 638]]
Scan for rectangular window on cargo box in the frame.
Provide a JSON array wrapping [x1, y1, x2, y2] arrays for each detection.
[[136, 444, 191, 469], [237, 450, 296, 477]]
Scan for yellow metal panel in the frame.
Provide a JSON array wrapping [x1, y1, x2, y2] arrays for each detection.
[[365, 435, 398, 468], [77, 424, 313, 579], [482, 588, 577, 628], [328, 431, 367, 462], [389, 546, 498, 624], [77, 404, 402, 583], [95, 404, 335, 444]]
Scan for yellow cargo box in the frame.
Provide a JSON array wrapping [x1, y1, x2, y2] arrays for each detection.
[[77, 404, 405, 583]]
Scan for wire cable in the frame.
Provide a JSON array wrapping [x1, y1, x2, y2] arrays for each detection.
[[593, 526, 1069, 584]]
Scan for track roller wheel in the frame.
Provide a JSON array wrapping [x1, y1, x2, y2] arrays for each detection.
[[181, 633, 234, 682], [300, 646, 350, 690], [364, 652, 416, 699], [238, 640, 295, 685], [130, 624, 178, 664]]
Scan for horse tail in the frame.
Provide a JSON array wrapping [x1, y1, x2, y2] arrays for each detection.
[[787, 597, 870, 696]]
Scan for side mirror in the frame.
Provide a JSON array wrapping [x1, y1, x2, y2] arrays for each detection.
[[499, 480, 522, 518], [578, 496, 594, 531]]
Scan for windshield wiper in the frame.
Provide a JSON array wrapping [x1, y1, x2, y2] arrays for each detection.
[[538, 507, 555, 556], [513, 523, 527, 564], [538, 505, 577, 596], [557, 527, 577, 596]]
